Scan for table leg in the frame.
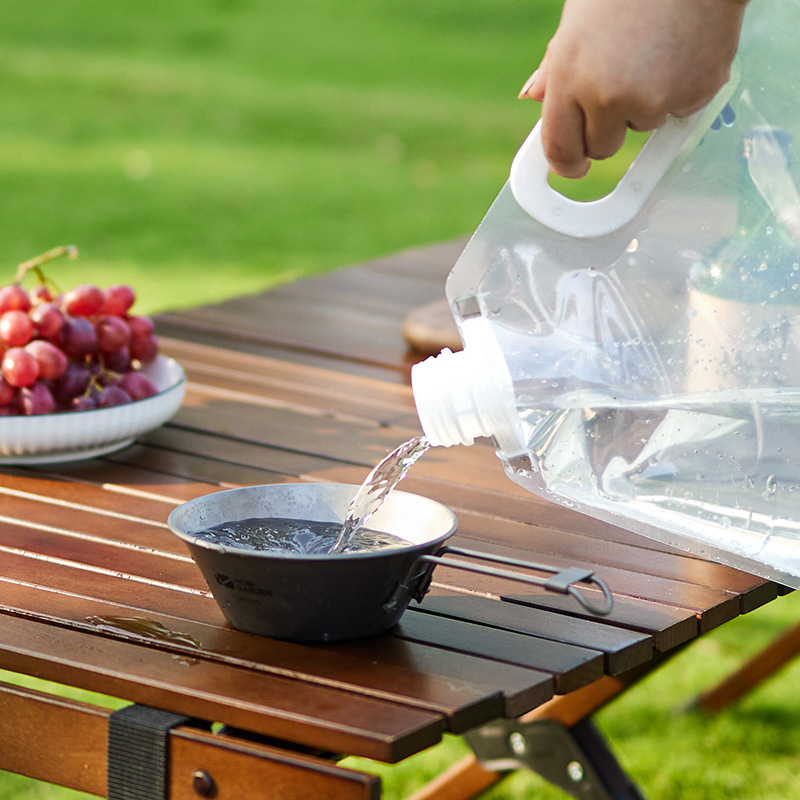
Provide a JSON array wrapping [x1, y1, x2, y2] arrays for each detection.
[[404, 674, 632, 800], [692, 620, 800, 712], [400, 756, 500, 800]]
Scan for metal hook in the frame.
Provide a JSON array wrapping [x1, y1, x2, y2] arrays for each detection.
[[566, 573, 613, 616], [414, 547, 614, 616]]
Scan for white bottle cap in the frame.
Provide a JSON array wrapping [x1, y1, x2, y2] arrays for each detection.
[[411, 316, 526, 455]]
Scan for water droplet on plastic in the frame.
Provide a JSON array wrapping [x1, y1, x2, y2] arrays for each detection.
[[765, 474, 778, 497], [721, 104, 736, 126]]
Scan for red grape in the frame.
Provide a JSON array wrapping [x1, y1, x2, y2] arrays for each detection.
[[0, 309, 34, 346], [101, 284, 136, 316], [130, 334, 158, 363], [127, 315, 154, 338], [126, 315, 158, 363], [71, 394, 97, 411], [62, 284, 104, 317], [120, 370, 158, 400], [0, 285, 31, 314], [2, 347, 39, 387], [30, 302, 65, 340], [102, 346, 131, 373], [30, 285, 53, 304], [61, 316, 98, 358], [0, 375, 15, 406], [53, 362, 92, 404], [25, 339, 68, 380], [19, 381, 56, 415], [96, 315, 131, 352], [97, 384, 132, 408]]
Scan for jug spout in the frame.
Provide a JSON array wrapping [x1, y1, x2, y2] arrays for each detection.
[[411, 316, 526, 455]]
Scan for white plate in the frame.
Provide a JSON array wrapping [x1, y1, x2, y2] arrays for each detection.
[[0, 355, 186, 464]]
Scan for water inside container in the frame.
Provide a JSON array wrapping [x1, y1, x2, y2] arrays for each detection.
[[510, 386, 800, 582]]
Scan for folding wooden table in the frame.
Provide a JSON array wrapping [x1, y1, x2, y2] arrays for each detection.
[[0, 240, 784, 799]]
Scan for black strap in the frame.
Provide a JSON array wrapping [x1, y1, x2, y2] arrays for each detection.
[[108, 704, 193, 800]]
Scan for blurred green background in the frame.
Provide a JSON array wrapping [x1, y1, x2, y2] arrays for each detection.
[[0, 0, 556, 312], [2, 2, 800, 799]]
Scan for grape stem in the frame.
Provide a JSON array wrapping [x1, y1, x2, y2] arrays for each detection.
[[93, 353, 123, 390], [15, 245, 79, 286]]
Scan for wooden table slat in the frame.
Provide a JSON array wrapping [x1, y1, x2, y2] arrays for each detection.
[[0, 578, 544, 734], [0, 612, 444, 763], [393, 611, 604, 695], [416, 591, 653, 675]]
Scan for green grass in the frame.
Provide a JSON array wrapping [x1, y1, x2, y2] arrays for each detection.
[[0, 0, 545, 311], [0, 0, 638, 314], [3, 1, 800, 798]]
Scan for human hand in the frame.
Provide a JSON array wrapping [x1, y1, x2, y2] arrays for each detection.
[[520, 0, 748, 178]]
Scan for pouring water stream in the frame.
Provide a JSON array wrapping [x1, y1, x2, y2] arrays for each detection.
[[331, 435, 432, 553]]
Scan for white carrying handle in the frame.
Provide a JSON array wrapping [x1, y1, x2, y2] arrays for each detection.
[[509, 68, 739, 238]]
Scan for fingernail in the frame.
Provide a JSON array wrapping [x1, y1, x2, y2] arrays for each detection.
[[518, 70, 539, 99]]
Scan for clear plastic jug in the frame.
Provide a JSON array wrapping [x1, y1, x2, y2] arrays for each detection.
[[411, 0, 800, 587]]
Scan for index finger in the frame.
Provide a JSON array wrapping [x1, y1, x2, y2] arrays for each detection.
[[540, 91, 591, 179]]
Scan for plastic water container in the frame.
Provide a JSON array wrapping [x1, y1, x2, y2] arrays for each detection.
[[412, 0, 800, 587]]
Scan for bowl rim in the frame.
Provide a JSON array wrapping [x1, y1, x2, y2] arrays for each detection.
[[167, 482, 459, 561]]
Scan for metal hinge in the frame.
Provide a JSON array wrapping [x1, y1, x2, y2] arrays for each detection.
[[465, 717, 646, 800]]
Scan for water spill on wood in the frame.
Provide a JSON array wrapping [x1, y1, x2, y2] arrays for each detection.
[[85, 615, 202, 648]]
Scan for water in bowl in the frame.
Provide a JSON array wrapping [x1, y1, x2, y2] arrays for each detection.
[[192, 516, 409, 555]]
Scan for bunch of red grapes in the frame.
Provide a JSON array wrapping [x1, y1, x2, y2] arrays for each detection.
[[0, 248, 160, 416]]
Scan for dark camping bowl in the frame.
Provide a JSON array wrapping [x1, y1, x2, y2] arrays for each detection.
[[167, 482, 459, 643], [168, 482, 613, 644]]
